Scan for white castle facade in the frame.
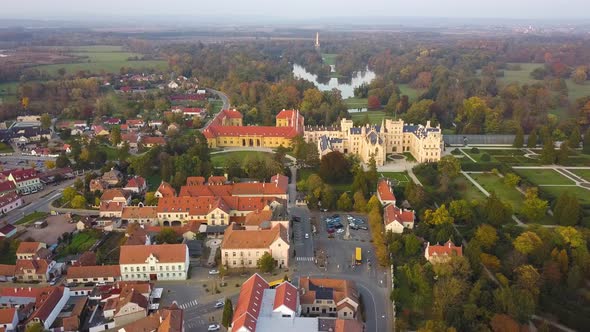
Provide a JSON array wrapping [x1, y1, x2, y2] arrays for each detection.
[[303, 118, 443, 166]]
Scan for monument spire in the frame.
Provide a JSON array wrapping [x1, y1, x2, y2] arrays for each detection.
[[315, 32, 320, 49]]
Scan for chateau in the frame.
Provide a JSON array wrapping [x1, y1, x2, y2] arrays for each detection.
[[304, 118, 443, 166], [203, 109, 304, 148]]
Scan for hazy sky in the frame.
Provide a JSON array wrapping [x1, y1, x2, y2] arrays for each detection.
[[3, 0, 589, 20]]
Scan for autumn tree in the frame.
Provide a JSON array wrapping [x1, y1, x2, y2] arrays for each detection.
[[521, 188, 548, 222], [40, 113, 51, 130], [448, 199, 474, 224], [504, 173, 520, 187], [571, 66, 588, 84], [553, 191, 580, 226], [527, 129, 538, 148], [62, 187, 77, 202], [367, 95, 381, 109], [404, 99, 434, 125], [145, 192, 159, 206], [423, 204, 454, 225], [337, 192, 352, 211], [483, 192, 513, 226], [568, 126, 581, 148], [353, 191, 367, 212], [474, 224, 498, 249], [584, 127, 590, 154], [513, 231, 542, 255], [44, 160, 56, 169], [155, 228, 180, 244], [318, 151, 350, 183], [70, 195, 87, 209], [110, 125, 121, 146]]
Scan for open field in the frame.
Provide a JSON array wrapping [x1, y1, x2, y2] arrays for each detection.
[[454, 174, 488, 202], [539, 186, 590, 205], [0, 81, 18, 103], [571, 169, 590, 182], [515, 169, 575, 185], [460, 148, 540, 165], [469, 172, 523, 211], [497, 63, 544, 85], [398, 84, 425, 102], [15, 211, 49, 225], [321, 53, 338, 66], [344, 97, 368, 108], [350, 111, 393, 124], [34, 45, 167, 75], [210, 151, 273, 167], [379, 172, 410, 183]]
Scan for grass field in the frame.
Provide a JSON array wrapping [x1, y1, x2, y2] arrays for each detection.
[[398, 84, 425, 102], [15, 212, 49, 225], [515, 169, 575, 185], [99, 144, 119, 161], [540, 186, 590, 205], [350, 111, 393, 124], [571, 169, 590, 182], [0, 142, 13, 153], [62, 231, 101, 255], [322, 53, 338, 66], [344, 97, 368, 108], [470, 173, 523, 211], [34, 45, 167, 76], [497, 63, 544, 85], [0, 241, 18, 265], [460, 148, 539, 165], [454, 174, 488, 202], [379, 172, 410, 183], [0, 81, 18, 103], [210, 151, 273, 167]]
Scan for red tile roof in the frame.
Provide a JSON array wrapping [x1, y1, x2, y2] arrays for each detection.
[[220, 109, 243, 119], [0, 308, 16, 324], [270, 174, 289, 192], [157, 196, 277, 216], [15, 259, 51, 275], [29, 286, 65, 323], [208, 175, 227, 185], [0, 181, 16, 193], [16, 242, 44, 255], [121, 206, 157, 219], [0, 192, 21, 208], [273, 282, 297, 313], [156, 181, 176, 197], [67, 265, 121, 279], [119, 244, 187, 265], [0, 265, 15, 276], [383, 205, 414, 226], [221, 223, 287, 249], [186, 176, 205, 186], [100, 201, 125, 212], [125, 176, 146, 189], [232, 273, 269, 332], [203, 125, 299, 139], [426, 240, 463, 259], [377, 179, 396, 202], [7, 169, 38, 182], [141, 136, 166, 145]]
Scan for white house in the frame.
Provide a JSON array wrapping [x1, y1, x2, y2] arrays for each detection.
[[119, 244, 189, 281], [221, 223, 290, 269], [167, 81, 179, 89], [0, 192, 23, 215]]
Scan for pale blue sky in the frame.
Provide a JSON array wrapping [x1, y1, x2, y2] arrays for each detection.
[[3, 0, 589, 20]]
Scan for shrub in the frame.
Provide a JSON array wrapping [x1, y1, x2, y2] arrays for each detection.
[[481, 153, 491, 162], [451, 148, 461, 155], [471, 147, 480, 154]]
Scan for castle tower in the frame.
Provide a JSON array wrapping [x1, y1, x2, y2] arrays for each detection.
[[315, 32, 320, 49]]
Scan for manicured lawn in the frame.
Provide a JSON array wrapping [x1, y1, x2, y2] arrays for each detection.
[[350, 111, 393, 124], [379, 172, 410, 183], [322, 53, 338, 66], [34, 45, 167, 76], [398, 84, 425, 102], [515, 169, 575, 186], [496, 63, 544, 85], [539, 186, 590, 206], [66, 231, 101, 253], [0, 142, 13, 153], [15, 212, 49, 225], [210, 151, 273, 167], [564, 152, 590, 166], [454, 174, 487, 202], [461, 148, 540, 165], [571, 169, 590, 182], [470, 173, 523, 211], [344, 97, 368, 108]]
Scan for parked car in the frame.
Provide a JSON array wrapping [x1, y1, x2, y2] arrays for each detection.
[[208, 324, 220, 331], [214, 301, 224, 308], [336, 229, 344, 234], [304, 233, 310, 239], [209, 269, 220, 275], [359, 225, 368, 230]]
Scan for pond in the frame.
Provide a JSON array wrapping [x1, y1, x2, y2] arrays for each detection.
[[292, 64, 376, 99]]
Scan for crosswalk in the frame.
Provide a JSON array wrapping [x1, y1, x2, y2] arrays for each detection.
[[179, 300, 198, 309], [296, 256, 314, 262]]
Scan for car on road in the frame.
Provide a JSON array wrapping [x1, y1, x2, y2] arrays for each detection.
[[304, 233, 309, 239], [208, 324, 220, 331], [336, 229, 344, 234], [358, 225, 368, 230], [49, 278, 57, 286], [209, 269, 219, 275], [214, 301, 224, 308]]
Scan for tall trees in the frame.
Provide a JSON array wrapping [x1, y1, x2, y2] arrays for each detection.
[[569, 126, 581, 148], [521, 188, 548, 222], [553, 192, 581, 226], [583, 127, 590, 154], [513, 128, 524, 148], [40, 113, 51, 130], [482, 192, 513, 226], [337, 193, 352, 211], [222, 299, 234, 328], [257, 252, 275, 273], [423, 204, 454, 225], [319, 151, 350, 183], [513, 231, 542, 255], [540, 138, 556, 164], [527, 130, 537, 148]]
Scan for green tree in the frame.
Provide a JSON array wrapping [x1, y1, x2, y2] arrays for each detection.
[[319, 151, 350, 183], [423, 204, 454, 225], [474, 224, 498, 249], [353, 191, 367, 212], [118, 141, 130, 162], [527, 130, 537, 148], [483, 192, 513, 226], [155, 228, 179, 244], [367, 157, 378, 192], [320, 185, 336, 210], [351, 169, 368, 197], [522, 188, 548, 222], [222, 298, 234, 328], [513, 231, 542, 255], [583, 127, 590, 154], [448, 200, 473, 223], [504, 173, 521, 187], [257, 252, 275, 273], [145, 192, 159, 206], [404, 99, 434, 124], [556, 226, 584, 248], [63, 187, 77, 202], [553, 192, 580, 226], [337, 192, 353, 211], [365, 195, 382, 213], [71, 195, 87, 209], [438, 155, 461, 178], [540, 138, 556, 164], [110, 125, 121, 145], [56, 153, 70, 168], [513, 128, 524, 148], [556, 141, 570, 165], [40, 113, 51, 130], [569, 126, 581, 148], [25, 322, 44, 332]]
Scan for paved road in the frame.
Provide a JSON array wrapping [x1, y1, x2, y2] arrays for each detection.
[[202, 88, 231, 131]]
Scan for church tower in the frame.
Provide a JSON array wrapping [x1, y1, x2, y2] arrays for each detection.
[[315, 32, 320, 50]]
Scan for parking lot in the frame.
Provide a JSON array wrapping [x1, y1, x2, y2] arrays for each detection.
[[20, 214, 76, 244]]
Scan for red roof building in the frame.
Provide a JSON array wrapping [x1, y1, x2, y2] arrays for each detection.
[[424, 240, 463, 263], [376, 179, 396, 205]]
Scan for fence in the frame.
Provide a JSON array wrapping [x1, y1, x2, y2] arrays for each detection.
[[444, 134, 528, 145]]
